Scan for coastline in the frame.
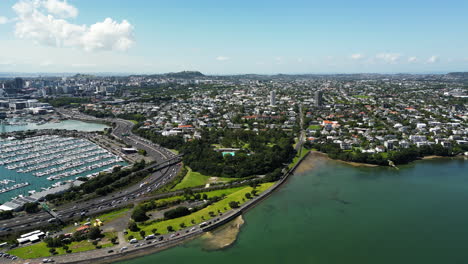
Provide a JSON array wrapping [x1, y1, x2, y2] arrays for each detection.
[[16, 145, 312, 264]]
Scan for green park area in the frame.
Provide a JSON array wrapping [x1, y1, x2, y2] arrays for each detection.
[[172, 167, 238, 190], [8, 233, 115, 259], [130, 183, 274, 239], [307, 125, 321, 130]]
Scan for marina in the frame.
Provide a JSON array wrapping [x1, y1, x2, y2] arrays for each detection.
[[0, 135, 127, 204]]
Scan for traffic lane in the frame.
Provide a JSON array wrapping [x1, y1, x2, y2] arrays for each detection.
[[0, 164, 180, 233]]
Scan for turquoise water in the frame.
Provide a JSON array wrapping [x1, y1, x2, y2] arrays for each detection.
[[0, 137, 126, 203], [0, 120, 117, 204], [120, 157, 468, 264], [222, 152, 236, 157], [0, 120, 108, 133]]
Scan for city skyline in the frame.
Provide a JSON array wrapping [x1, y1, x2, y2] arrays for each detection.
[[0, 0, 467, 74]]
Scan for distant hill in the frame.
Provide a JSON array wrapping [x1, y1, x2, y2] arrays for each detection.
[[131, 71, 205, 79], [164, 71, 205, 78], [446, 72, 468, 79]]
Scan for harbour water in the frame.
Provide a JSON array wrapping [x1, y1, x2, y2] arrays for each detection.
[[119, 154, 468, 264], [0, 120, 120, 204]]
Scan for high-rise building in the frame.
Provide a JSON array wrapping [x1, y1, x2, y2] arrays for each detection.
[[14, 78, 24, 90], [270, 90, 276, 106], [315, 90, 323, 107]]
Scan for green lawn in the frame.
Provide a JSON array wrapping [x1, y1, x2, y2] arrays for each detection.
[[8, 237, 114, 259], [130, 183, 274, 239], [129, 120, 139, 125], [172, 167, 234, 190], [154, 186, 250, 206], [94, 208, 130, 223], [307, 125, 321, 130]]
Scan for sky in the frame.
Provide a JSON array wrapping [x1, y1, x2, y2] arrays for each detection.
[[0, 0, 467, 74]]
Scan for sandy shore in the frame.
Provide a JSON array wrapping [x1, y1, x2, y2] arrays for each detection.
[[295, 151, 378, 174], [199, 215, 245, 250], [421, 155, 445, 160]]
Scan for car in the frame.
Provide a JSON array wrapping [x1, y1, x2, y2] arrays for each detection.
[[129, 238, 138, 244], [158, 236, 164, 241], [169, 234, 176, 238], [120, 247, 128, 252], [108, 250, 114, 253], [190, 227, 196, 232]]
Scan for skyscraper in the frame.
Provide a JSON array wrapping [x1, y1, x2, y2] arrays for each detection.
[[315, 90, 323, 107], [270, 90, 276, 106], [14, 78, 24, 90]]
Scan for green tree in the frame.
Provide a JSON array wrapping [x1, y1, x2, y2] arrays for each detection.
[[24, 202, 40, 213], [88, 227, 102, 240], [128, 220, 140, 232]]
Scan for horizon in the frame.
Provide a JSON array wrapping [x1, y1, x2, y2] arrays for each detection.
[[0, 0, 467, 73], [0, 70, 460, 78]]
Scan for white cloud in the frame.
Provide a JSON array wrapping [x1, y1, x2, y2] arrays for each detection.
[[408, 56, 417, 63], [12, 0, 134, 52], [43, 0, 77, 18], [216, 56, 230, 61], [427, 55, 439, 64], [376, 53, 401, 63], [297, 58, 303, 63], [0, 16, 9, 24], [350, 53, 364, 60]]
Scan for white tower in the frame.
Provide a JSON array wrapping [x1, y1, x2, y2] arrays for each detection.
[[270, 90, 276, 106]]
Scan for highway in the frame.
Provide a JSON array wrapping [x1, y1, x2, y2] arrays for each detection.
[[0, 109, 182, 235]]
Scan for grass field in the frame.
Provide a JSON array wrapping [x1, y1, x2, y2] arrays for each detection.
[[172, 167, 234, 190], [153, 186, 250, 206], [94, 208, 130, 223], [307, 125, 321, 130], [130, 183, 274, 239], [8, 237, 114, 259]]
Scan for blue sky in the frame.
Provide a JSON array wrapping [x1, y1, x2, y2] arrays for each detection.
[[0, 0, 467, 74]]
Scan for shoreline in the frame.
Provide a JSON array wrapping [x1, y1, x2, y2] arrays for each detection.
[[16, 146, 312, 264]]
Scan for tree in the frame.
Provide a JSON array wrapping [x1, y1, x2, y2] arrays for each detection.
[[202, 194, 208, 200], [128, 220, 140, 232], [164, 206, 191, 219], [139, 230, 146, 238], [179, 223, 186, 228], [229, 201, 240, 209], [245, 193, 252, 199], [88, 227, 102, 240], [152, 228, 157, 234], [167, 226, 174, 232], [131, 206, 149, 222], [24, 202, 40, 214]]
